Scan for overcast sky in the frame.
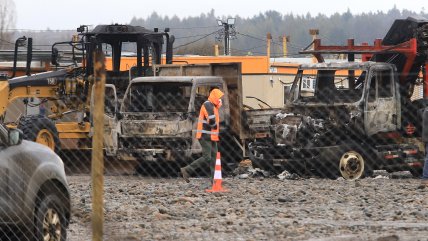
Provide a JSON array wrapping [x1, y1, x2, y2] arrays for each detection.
[[13, 0, 427, 30]]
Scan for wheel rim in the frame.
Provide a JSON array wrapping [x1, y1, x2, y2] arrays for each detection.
[[339, 151, 364, 180], [43, 208, 61, 241], [36, 129, 55, 151]]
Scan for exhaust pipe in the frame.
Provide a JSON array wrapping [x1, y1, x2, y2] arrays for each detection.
[[11, 36, 27, 78], [26, 38, 33, 76]]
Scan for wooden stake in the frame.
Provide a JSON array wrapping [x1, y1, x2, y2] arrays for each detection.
[[92, 49, 106, 241]]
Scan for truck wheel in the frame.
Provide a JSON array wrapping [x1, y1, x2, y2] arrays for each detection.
[[34, 194, 67, 241], [18, 115, 60, 153], [338, 150, 366, 180]]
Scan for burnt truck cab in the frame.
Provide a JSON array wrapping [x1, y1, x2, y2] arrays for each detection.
[[101, 76, 229, 163], [249, 61, 423, 179]]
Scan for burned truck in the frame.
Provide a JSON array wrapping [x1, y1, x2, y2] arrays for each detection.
[[248, 17, 428, 180], [248, 61, 425, 179], [99, 62, 273, 172], [101, 76, 229, 165]]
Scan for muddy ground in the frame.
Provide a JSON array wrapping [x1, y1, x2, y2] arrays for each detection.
[[66, 172, 428, 241]]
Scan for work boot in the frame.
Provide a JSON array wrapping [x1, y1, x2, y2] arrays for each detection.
[[180, 168, 190, 183]]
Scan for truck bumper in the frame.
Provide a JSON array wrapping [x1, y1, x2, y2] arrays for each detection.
[[248, 142, 342, 171], [248, 142, 424, 174], [117, 148, 193, 162]]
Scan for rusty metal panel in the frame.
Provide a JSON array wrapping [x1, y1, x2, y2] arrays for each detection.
[[121, 119, 192, 137]]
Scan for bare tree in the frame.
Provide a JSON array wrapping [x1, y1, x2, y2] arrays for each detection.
[[0, 0, 16, 49]]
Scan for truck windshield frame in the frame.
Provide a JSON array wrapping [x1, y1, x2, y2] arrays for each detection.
[[121, 82, 193, 113], [292, 68, 367, 104]]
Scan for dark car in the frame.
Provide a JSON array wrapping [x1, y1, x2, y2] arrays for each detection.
[[0, 125, 70, 241]]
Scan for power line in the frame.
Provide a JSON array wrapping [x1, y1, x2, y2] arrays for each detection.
[[238, 32, 302, 52], [318, 33, 341, 45], [236, 44, 268, 52], [271, 40, 297, 50], [239, 31, 306, 50], [270, 40, 304, 51], [5, 25, 219, 32], [175, 33, 218, 40], [170, 25, 219, 30], [5, 28, 76, 32], [0, 38, 15, 45], [173, 30, 218, 49], [237, 32, 267, 42], [231, 47, 304, 58], [287, 42, 307, 49]]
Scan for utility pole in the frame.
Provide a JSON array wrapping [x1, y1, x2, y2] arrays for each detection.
[[266, 33, 272, 59], [280, 35, 289, 58], [224, 22, 230, 55], [309, 29, 319, 63], [217, 18, 236, 56], [214, 44, 219, 56]]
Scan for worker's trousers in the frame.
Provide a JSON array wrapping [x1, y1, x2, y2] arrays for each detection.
[[424, 143, 428, 179], [183, 139, 218, 179]]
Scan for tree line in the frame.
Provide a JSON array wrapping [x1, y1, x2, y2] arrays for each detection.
[[3, 6, 428, 57], [129, 7, 428, 56]]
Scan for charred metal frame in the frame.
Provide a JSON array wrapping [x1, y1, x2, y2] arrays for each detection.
[[247, 18, 428, 178], [301, 38, 418, 85]]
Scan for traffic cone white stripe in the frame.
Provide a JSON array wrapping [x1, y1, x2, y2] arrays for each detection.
[[214, 170, 222, 179]]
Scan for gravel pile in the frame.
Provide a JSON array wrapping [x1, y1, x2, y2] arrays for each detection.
[[67, 174, 428, 241]]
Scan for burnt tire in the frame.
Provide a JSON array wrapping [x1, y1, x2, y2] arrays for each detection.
[[34, 194, 67, 241], [18, 115, 60, 153], [337, 150, 366, 180], [322, 145, 373, 180], [334, 147, 373, 180]]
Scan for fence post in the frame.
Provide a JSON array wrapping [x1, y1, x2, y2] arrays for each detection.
[[92, 49, 106, 241]]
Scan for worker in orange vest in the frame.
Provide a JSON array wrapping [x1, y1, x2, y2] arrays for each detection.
[[180, 88, 224, 183]]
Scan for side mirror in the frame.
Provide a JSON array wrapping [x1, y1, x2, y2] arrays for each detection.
[[51, 47, 59, 66], [8, 129, 23, 146]]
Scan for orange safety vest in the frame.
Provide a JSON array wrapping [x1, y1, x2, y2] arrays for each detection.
[[196, 101, 220, 141], [196, 89, 224, 141]]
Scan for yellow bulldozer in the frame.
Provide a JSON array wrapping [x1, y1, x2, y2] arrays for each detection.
[[0, 24, 174, 152]]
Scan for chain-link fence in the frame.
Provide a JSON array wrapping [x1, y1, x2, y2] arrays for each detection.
[[1, 59, 428, 241], [1, 17, 428, 241]]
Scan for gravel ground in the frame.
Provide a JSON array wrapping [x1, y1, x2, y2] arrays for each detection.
[[67, 174, 428, 241]]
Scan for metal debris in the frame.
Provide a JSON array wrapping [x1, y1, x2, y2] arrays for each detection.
[[277, 170, 300, 180], [233, 160, 271, 178]]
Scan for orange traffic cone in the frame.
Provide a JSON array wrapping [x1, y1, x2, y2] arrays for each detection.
[[206, 152, 229, 193]]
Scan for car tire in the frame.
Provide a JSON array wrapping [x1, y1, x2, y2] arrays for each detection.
[[18, 115, 60, 153], [34, 194, 67, 241]]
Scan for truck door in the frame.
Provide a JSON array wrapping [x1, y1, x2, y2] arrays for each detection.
[[91, 84, 119, 155], [364, 67, 398, 136]]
